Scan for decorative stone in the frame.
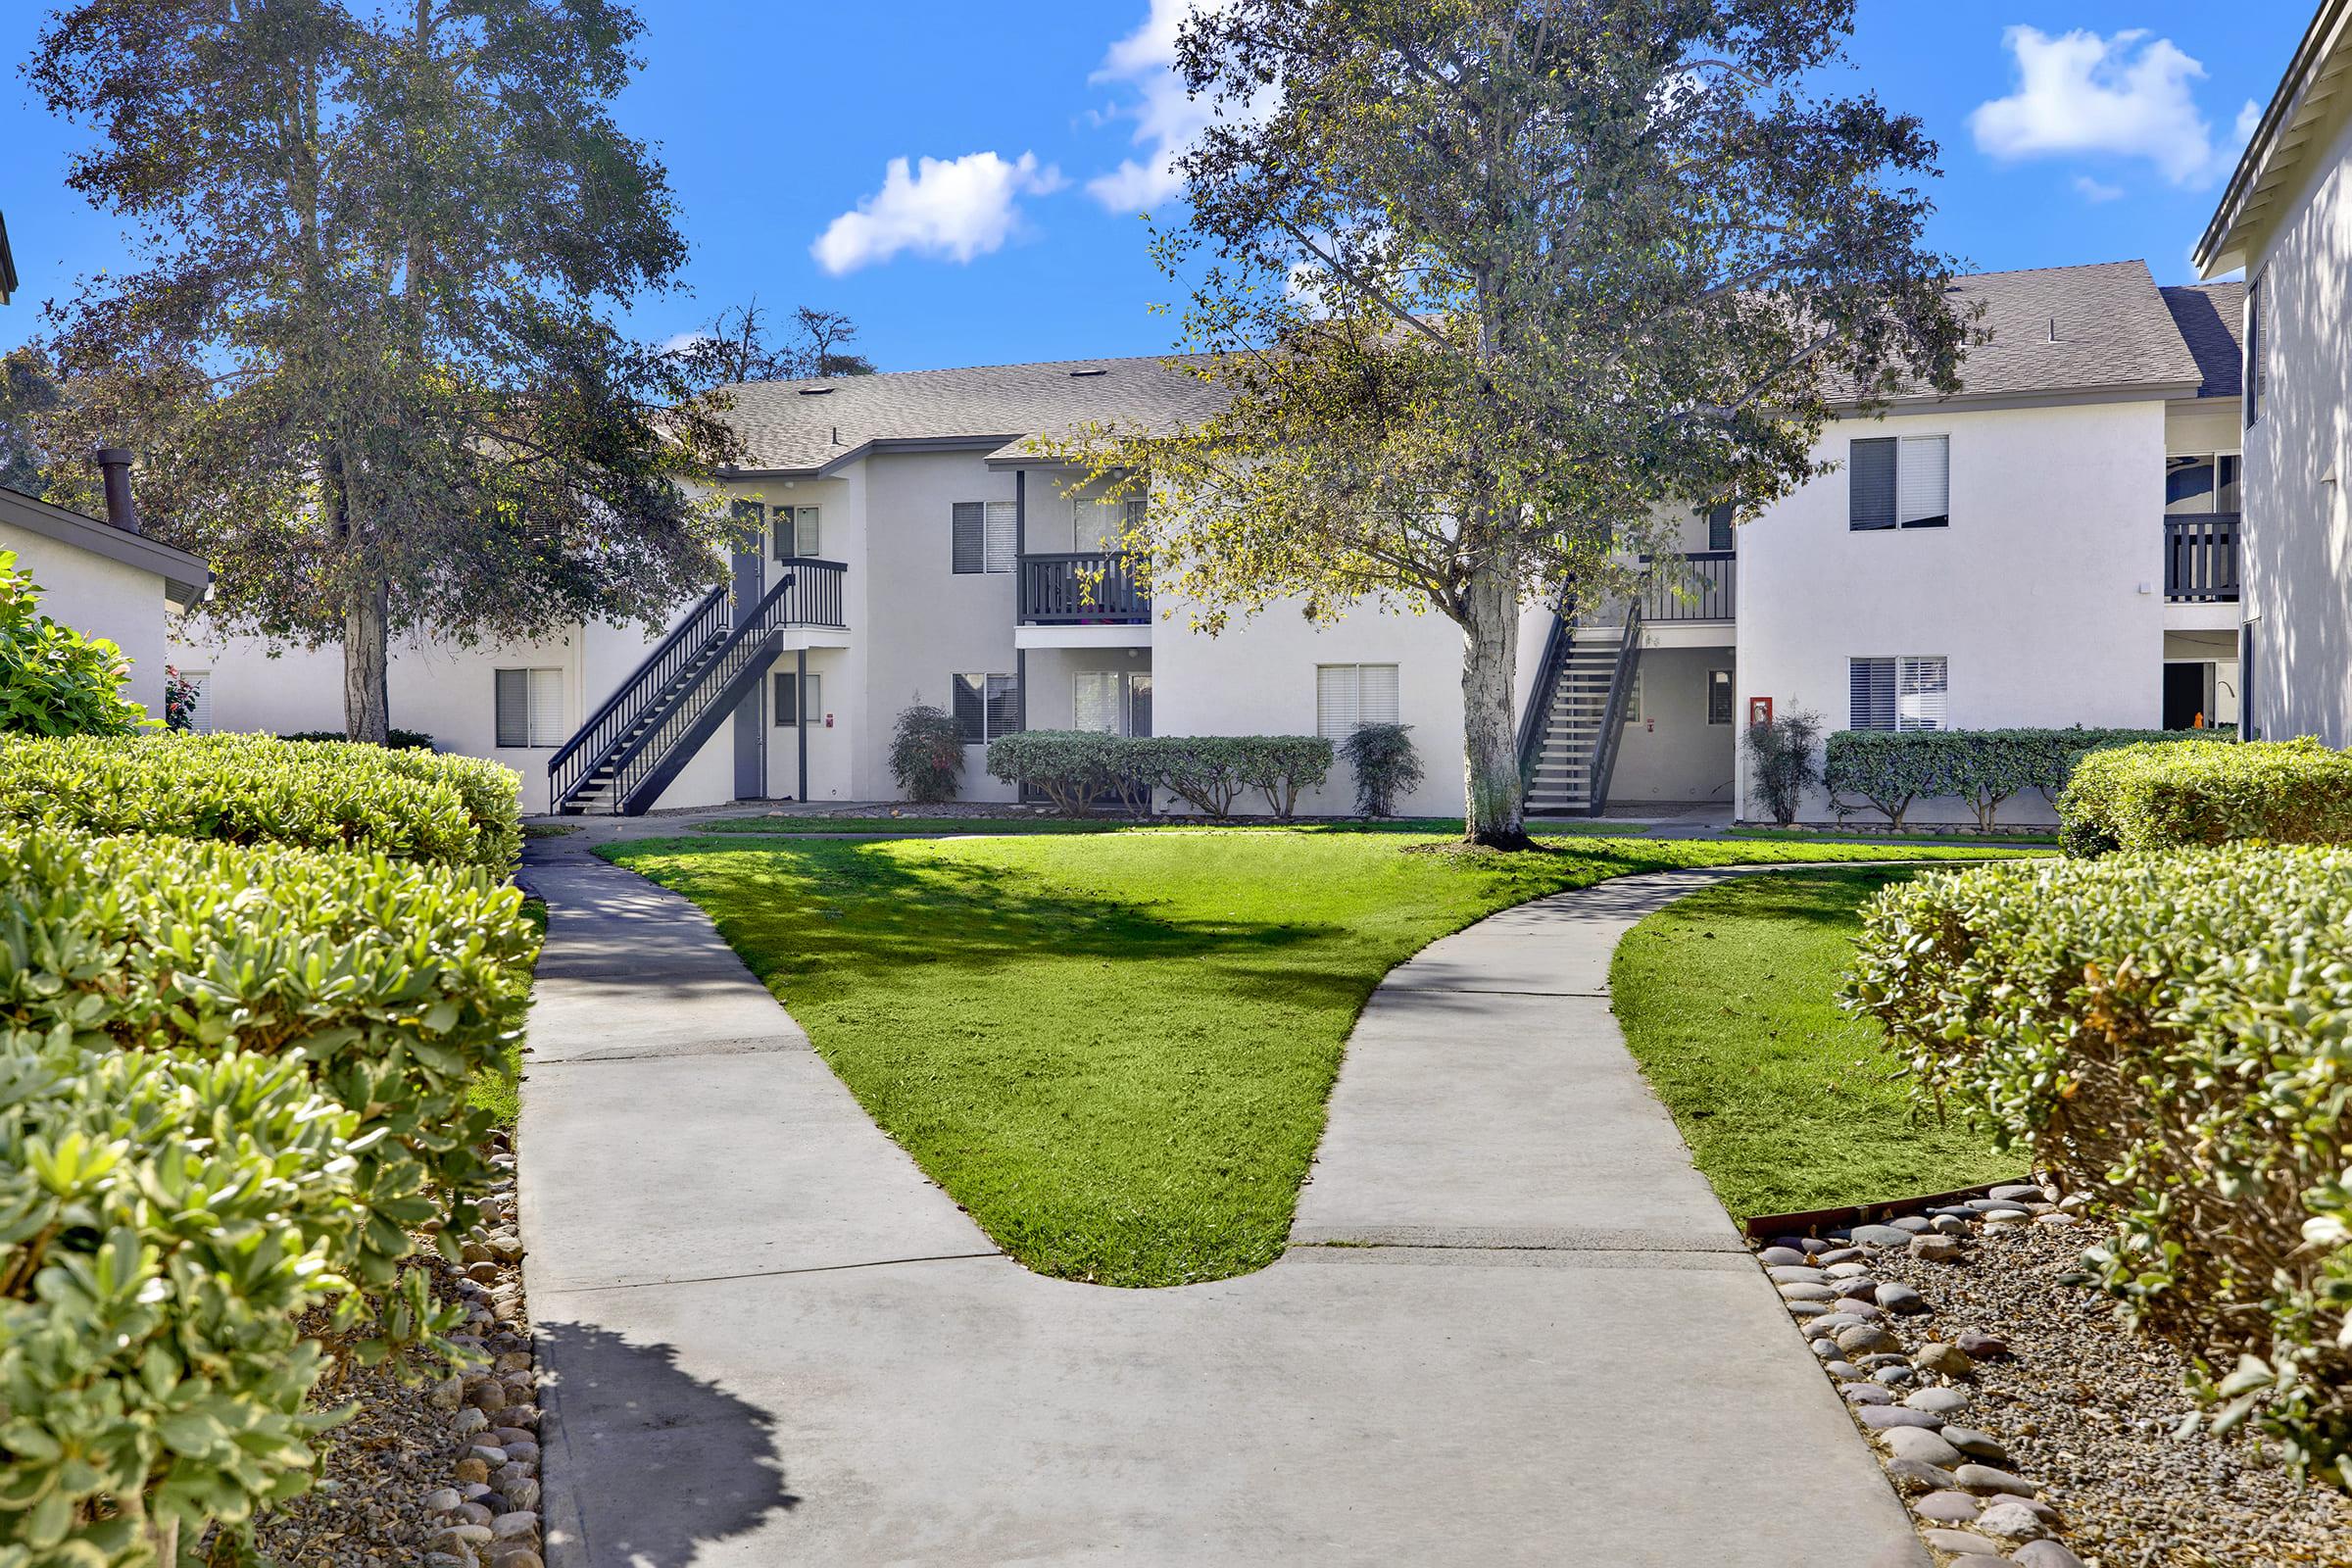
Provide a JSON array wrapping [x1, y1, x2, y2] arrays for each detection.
[[1903, 1387, 1972, 1415], [1810, 1339, 1839, 1360], [494, 1350, 533, 1374], [1982, 1206, 2033, 1222], [422, 1488, 463, 1513], [1954, 1463, 2037, 1497], [489, 1551, 545, 1568], [467, 1380, 510, 1414], [1834, 1277, 1880, 1300], [1816, 1247, 1863, 1265], [505, 1478, 541, 1511], [450, 1406, 490, 1437], [1788, 1300, 1830, 1318], [1836, 1323, 1901, 1357], [428, 1377, 466, 1410], [1913, 1491, 1980, 1525], [1856, 1405, 1943, 1431], [1929, 1214, 1969, 1235], [1856, 1352, 1911, 1369], [1988, 1183, 2045, 1201], [1757, 1246, 1808, 1267], [1940, 1426, 2009, 1463], [1879, 1426, 1966, 1468], [1841, 1385, 1893, 1405], [1875, 1282, 1930, 1315], [1880, 1458, 1959, 1495], [1923, 1530, 2005, 1556], [1955, 1330, 2012, 1361], [1825, 1261, 1872, 1278], [2011, 1543, 2086, 1568], [1823, 1361, 1865, 1382], [503, 1441, 541, 1464], [1850, 1223, 1914, 1248], [1975, 1500, 2052, 1544], [1908, 1234, 1964, 1263], [1889, 1215, 1934, 1233], [2034, 1212, 2081, 1227], [1779, 1283, 1838, 1301], [453, 1458, 490, 1486], [491, 1511, 540, 1541], [1870, 1364, 1917, 1388], [1914, 1342, 1975, 1378], [430, 1525, 493, 1548]]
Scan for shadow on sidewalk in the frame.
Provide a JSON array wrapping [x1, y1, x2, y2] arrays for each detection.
[[537, 1319, 798, 1567]]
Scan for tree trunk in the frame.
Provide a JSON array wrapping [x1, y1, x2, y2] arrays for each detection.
[[1460, 560, 1529, 849], [343, 576, 390, 743]]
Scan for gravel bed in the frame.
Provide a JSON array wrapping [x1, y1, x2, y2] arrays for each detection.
[[1761, 1188, 2352, 1568]]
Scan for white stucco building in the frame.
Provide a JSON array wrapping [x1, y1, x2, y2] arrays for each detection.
[[168, 261, 2241, 824], [2195, 0, 2352, 746]]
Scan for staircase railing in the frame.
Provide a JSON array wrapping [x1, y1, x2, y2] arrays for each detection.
[[548, 583, 728, 808], [1583, 599, 1644, 818], [603, 565, 833, 814], [1515, 586, 1577, 789]]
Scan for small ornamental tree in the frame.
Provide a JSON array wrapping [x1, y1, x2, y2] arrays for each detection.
[[1051, 0, 1974, 848], [0, 548, 143, 735], [890, 703, 964, 803], [1343, 722, 1423, 816], [1742, 707, 1821, 826]]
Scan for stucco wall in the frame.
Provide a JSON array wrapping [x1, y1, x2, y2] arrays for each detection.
[[2, 518, 172, 715], [2243, 105, 2352, 744], [1611, 644, 1737, 805], [1735, 398, 2169, 822]]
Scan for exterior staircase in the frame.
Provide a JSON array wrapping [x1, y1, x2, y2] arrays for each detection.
[[1519, 594, 1643, 816], [548, 563, 847, 815]]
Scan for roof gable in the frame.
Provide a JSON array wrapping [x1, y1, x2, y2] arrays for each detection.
[[2197, 0, 2352, 275]]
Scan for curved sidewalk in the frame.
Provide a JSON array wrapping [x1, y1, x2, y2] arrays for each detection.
[[517, 849, 1929, 1568]]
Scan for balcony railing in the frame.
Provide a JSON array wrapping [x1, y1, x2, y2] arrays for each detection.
[[2165, 514, 2239, 603], [1019, 551, 1151, 625], [1641, 551, 1737, 622]]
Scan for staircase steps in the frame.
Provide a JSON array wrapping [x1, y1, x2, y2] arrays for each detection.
[[1523, 622, 1638, 816]]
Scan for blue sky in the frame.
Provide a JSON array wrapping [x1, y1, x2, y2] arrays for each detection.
[[0, 1, 2316, 372]]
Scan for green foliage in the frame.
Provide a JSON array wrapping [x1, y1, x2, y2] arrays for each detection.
[[1825, 727, 2218, 831], [888, 705, 964, 804], [276, 728, 437, 752], [0, 733, 521, 872], [1340, 722, 1421, 816], [985, 731, 1149, 815], [1845, 849, 2352, 1486], [1741, 708, 1823, 826], [1228, 735, 1334, 818], [0, 1035, 367, 1563], [986, 733, 1335, 819], [2058, 737, 2352, 858], [0, 550, 145, 738]]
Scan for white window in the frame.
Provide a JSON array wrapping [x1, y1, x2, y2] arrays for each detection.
[[774, 506, 821, 559], [1849, 656, 1946, 732], [1072, 669, 1151, 736], [2245, 273, 2267, 429], [1315, 663, 1400, 740], [494, 667, 564, 748], [2166, 453, 2242, 514], [953, 672, 1021, 743], [1849, 434, 1949, 530], [179, 669, 213, 733], [1071, 493, 1147, 553], [952, 501, 1017, 573], [772, 671, 821, 726]]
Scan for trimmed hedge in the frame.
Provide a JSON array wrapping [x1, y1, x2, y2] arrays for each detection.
[[278, 727, 438, 751], [0, 732, 521, 871], [1845, 849, 2352, 1485], [984, 733, 1335, 819], [1824, 727, 2226, 830], [2058, 737, 2352, 857]]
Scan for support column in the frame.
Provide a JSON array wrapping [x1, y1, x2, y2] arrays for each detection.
[[797, 648, 810, 803]]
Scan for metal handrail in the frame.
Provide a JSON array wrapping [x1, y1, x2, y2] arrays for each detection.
[[1019, 551, 1152, 623], [1515, 585, 1577, 786], [548, 583, 729, 808], [1583, 599, 1644, 817], [1641, 551, 1738, 622]]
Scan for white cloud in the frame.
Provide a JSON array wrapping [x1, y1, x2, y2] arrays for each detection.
[[1085, 0, 1230, 212], [811, 152, 1066, 275], [2073, 174, 2125, 203], [1970, 26, 2259, 187]]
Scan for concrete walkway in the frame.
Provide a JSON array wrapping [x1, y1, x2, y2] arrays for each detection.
[[517, 848, 1929, 1568]]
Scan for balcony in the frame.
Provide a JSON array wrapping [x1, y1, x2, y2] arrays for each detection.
[[1641, 551, 1737, 622], [1018, 551, 1152, 625], [2165, 514, 2239, 604]]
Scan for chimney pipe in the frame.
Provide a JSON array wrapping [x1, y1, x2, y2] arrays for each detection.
[[94, 447, 139, 534]]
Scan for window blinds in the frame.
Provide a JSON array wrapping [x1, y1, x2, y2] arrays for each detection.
[[1848, 439, 1897, 530], [1316, 663, 1399, 739], [953, 502, 1017, 572], [1850, 657, 1945, 731], [495, 668, 563, 747], [1897, 436, 1949, 527]]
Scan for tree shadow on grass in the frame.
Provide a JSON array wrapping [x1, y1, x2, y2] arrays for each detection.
[[537, 1319, 797, 1567], [1642, 864, 1933, 935]]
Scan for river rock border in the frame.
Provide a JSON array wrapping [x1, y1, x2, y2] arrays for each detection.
[[1761, 1181, 2094, 1568], [421, 1141, 545, 1568]]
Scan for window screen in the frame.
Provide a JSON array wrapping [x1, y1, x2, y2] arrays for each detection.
[[1315, 663, 1400, 740], [181, 670, 213, 734], [495, 667, 563, 747], [1897, 435, 1948, 527], [1849, 439, 1897, 530], [774, 506, 821, 559], [1072, 669, 1120, 733]]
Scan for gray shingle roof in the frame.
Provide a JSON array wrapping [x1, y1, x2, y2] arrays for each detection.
[[2159, 281, 2247, 401], [712, 262, 2214, 468]]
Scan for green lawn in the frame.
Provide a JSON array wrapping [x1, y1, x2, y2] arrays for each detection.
[[606, 831, 2024, 1287], [1611, 865, 2018, 1219], [468, 896, 549, 1129], [690, 813, 1650, 838]]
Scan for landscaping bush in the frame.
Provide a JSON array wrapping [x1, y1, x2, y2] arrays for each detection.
[[1826, 727, 2222, 831], [1844, 847, 2352, 1485], [1131, 736, 1245, 816], [890, 703, 964, 803], [985, 730, 1148, 815], [2058, 736, 2352, 858], [1742, 707, 1822, 826], [1230, 735, 1333, 819], [1341, 722, 1422, 816], [0, 1036, 366, 1563], [278, 726, 438, 750], [0, 547, 144, 737], [0, 731, 521, 871]]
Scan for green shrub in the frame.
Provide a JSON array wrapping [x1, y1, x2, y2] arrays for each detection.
[[0, 825, 539, 1292], [1228, 736, 1333, 819], [0, 732, 521, 871], [0, 548, 144, 737], [985, 730, 1145, 814], [277, 727, 438, 751], [1131, 736, 1245, 816], [889, 704, 963, 804], [1742, 707, 1822, 826], [1340, 722, 1422, 816], [2058, 737, 2352, 858], [0, 1036, 366, 1563], [1825, 727, 2222, 831], [1844, 848, 2352, 1485]]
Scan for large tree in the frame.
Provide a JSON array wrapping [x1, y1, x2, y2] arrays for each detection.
[[1057, 0, 1976, 847], [666, 298, 879, 387], [25, 0, 739, 742]]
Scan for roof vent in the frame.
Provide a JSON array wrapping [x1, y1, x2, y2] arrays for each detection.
[[1068, 368, 1108, 377], [798, 385, 835, 396], [94, 447, 140, 535], [2048, 317, 2059, 343]]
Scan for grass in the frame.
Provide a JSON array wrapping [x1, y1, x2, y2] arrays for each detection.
[[605, 829, 2028, 1288], [1610, 865, 2019, 1219], [467, 896, 548, 1129], [690, 813, 1650, 838]]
